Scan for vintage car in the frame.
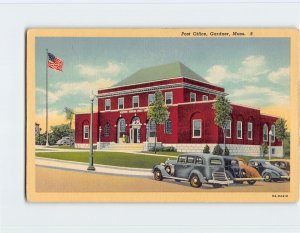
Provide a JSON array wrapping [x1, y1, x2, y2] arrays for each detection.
[[223, 157, 262, 185], [152, 153, 233, 188], [268, 159, 290, 175], [248, 159, 290, 182], [55, 136, 74, 146]]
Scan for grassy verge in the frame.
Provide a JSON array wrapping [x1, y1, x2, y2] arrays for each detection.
[[36, 151, 172, 169], [143, 151, 179, 157]]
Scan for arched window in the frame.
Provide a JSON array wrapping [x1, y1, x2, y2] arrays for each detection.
[[271, 124, 275, 142], [263, 124, 268, 142], [104, 122, 110, 136], [119, 118, 126, 133], [164, 119, 172, 134]]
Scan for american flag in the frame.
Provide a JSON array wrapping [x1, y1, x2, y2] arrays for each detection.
[[48, 52, 63, 71]]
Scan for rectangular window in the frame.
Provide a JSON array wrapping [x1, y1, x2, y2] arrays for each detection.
[[247, 122, 253, 140], [237, 121, 243, 139], [148, 94, 155, 106], [272, 148, 276, 154], [225, 120, 231, 138], [196, 157, 203, 164], [187, 156, 195, 164], [149, 121, 156, 137], [132, 96, 139, 108], [190, 92, 196, 102], [202, 95, 208, 101], [105, 99, 111, 111], [178, 156, 186, 163], [118, 97, 124, 109], [83, 125, 89, 139], [193, 119, 202, 138], [271, 125, 275, 142], [165, 92, 173, 105], [164, 120, 172, 134]]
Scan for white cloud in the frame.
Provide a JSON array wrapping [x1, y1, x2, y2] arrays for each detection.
[[230, 85, 289, 106], [205, 65, 238, 84], [268, 67, 290, 83], [37, 78, 116, 104], [76, 62, 122, 77], [36, 87, 62, 104], [205, 55, 268, 84]]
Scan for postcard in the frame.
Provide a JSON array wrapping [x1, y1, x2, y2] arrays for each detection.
[[26, 28, 299, 202]]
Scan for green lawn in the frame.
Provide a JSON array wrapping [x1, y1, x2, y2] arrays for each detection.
[[36, 151, 173, 169]]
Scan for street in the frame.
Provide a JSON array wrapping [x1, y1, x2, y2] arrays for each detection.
[[36, 166, 290, 193]]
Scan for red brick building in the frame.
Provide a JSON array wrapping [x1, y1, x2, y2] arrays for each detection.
[[75, 62, 282, 157]]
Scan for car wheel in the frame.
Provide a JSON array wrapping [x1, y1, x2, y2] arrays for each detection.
[[263, 173, 272, 182], [154, 169, 163, 181], [165, 165, 172, 175], [247, 180, 256, 185], [190, 174, 202, 188]]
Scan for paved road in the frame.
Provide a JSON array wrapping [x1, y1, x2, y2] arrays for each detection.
[[36, 166, 289, 192]]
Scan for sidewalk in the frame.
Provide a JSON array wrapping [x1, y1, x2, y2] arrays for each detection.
[[36, 157, 153, 178]]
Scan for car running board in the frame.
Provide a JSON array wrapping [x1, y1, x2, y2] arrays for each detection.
[[234, 177, 264, 181]]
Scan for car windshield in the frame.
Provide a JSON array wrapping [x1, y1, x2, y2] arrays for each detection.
[[210, 159, 222, 165], [261, 161, 271, 166]]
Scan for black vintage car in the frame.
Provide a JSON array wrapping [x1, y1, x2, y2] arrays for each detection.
[[223, 157, 262, 185]]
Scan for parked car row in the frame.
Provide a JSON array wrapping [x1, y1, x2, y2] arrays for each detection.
[[152, 153, 290, 188]]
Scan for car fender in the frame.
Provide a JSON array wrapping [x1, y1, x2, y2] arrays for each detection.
[[262, 169, 280, 178], [152, 164, 170, 177], [188, 170, 206, 183]]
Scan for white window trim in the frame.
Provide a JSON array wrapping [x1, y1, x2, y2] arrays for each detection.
[[132, 95, 139, 108], [263, 124, 268, 142], [105, 99, 111, 111], [271, 125, 275, 142], [165, 92, 173, 105], [148, 94, 155, 106], [83, 125, 89, 139], [237, 121, 243, 139], [202, 95, 208, 101], [247, 122, 253, 140], [118, 97, 124, 110], [190, 92, 196, 102], [192, 119, 202, 138], [225, 120, 231, 138]]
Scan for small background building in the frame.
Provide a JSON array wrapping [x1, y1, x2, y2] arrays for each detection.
[[75, 62, 282, 157]]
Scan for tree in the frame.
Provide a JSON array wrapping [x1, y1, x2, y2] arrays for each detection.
[[275, 118, 288, 157], [261, 143, 268, 157], [213, 144, 223, 155], [203, 144, 210, 154], [48, 124, 74, 145], [212, 96, 232, 155], [64, 107, 75, 129], [147, 90, 170, 153]]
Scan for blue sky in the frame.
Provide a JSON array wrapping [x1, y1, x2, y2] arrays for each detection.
[[35, 37, 290, 128]]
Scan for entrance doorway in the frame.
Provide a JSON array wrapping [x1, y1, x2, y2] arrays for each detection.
[[130, 116, 141, 143]]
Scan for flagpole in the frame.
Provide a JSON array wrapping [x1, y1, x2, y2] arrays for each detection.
[[45, 48, 49, 146]]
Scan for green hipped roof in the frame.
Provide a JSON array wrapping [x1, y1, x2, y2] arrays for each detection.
[[113, 62, 210, 87]]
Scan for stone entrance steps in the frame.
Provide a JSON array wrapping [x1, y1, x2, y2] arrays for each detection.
[[102, 143, 144, 152]]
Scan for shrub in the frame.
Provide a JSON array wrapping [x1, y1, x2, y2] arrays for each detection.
[[261, 143, 268, 157], [224, 146, 230, 156], [149, 146, 177, 152], [213, 144, 223, 155], [203, 144, 210, 154]]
